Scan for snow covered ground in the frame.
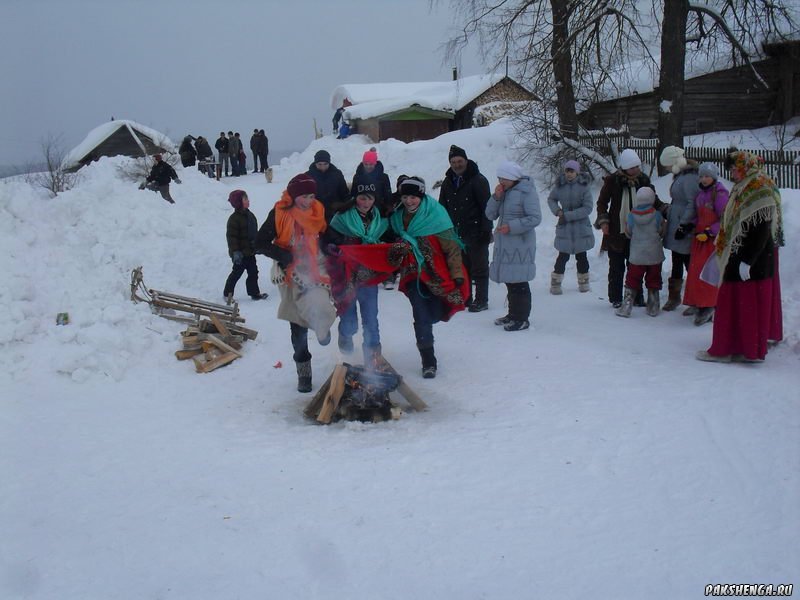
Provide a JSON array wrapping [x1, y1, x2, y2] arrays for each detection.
[[1, 120, 798, 599]]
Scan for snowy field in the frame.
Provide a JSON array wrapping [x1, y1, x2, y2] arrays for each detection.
[[1, 120, 798, 599]]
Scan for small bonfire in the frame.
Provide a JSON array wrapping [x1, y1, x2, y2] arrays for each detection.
[[304, 356, 427, 424]]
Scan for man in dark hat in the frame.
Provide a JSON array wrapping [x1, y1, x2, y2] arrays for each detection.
[[438, 144, 492, 311], [306, 149, 350, 223]]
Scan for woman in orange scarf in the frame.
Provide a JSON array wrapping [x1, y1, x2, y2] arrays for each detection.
[[256, 173, 337, 392]]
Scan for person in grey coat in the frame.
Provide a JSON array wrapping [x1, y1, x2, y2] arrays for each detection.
[[485, 160, 542, 331], [546, 159, 595, 294], [658, 145, 700, 312], [616, 187, 666, 318]]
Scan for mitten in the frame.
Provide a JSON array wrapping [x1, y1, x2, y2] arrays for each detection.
[[454, 277, 464, 287], [738, 262, 751, 281], [232, 251, 244, 265], [695, 229, 710, 242], [276, 248, 293, 269], [174, 178, 182, 184], [674, 223, 694, 240]]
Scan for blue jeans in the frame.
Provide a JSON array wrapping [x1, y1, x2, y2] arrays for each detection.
[[405, 282, 444, 349], [338, 285, 380, 350]]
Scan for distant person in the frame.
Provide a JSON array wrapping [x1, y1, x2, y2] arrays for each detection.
[[337, 121, 351, 139], [351, 148, 392, 217], [228, 131, 241, 176], [195, 136, 214, 175], [307, 149, 349, 222], [595, 149, 664, 308], [616, 187, 666, 318], [485, 160, 542, 331], [257, 129, 269, 173], [659, 145, 699, 313], [234, 132, 246, 175], [546, 160, 594, 295], [250, 129, 260, 173], [332, 107, 344, 134], [141, 154, 180, 204], [438, 144, 492, 312], [224, 189, 268, 301], [178, 135, 196, 167], [215, 131, 230, 176]]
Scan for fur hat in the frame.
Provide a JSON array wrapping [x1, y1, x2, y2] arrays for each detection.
[[287, 173, 317, 199], [399, 177, 426, 199], [635, 187, 655, 206], [698, 162, 719, 180], [448, 145, 467, 161], [496, 160, 524, 181], [362, 150, 378, 165], [313, 150, 331, 164], [228, 189, 246, 210], [618, 149, 642, 171], [659, 145, 687, 174], [564, 159, 581, 172]]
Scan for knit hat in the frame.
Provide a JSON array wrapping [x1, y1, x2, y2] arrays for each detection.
[[619, 149, 642, 171], [659, 145, 687, 174], [698, 162, 719, 180], [228, 189, 246, 210], [448, 145, 467, 161], [564, 160, 581, 172], [496, 160, 524, 181], [362, 150, 378, 165], [635, 187, 655, 206], [314, 150, 331, 164], [399, 177, 425, 199], [354, 182, 377, 198], [287, 173, 317, 199], [396, 174, 410, 188]]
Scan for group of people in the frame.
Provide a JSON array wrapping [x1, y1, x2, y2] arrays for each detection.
[[220, 143, 784, 393], [176, 130, 269, 178]]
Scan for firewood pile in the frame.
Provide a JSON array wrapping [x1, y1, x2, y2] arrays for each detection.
[[304, 356, 427, 424], [176, 314, 258, 373]]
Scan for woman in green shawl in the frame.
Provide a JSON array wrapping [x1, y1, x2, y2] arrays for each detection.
[[696, 150, 784, 363], [389, 177, 469, 378]]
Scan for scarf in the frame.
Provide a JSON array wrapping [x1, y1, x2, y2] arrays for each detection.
[[330, 206, 388, 244], [715, 151, 783, 278], [389, 194, 463, 271], [617, 173, 637, 234], [273, 190, 328, 285]]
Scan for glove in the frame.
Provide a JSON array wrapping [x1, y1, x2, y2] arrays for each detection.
[[232, 251, 244, 265], [324, 243, 341, 257], [276, 248, 293, 269], [454, 277, 464, 287], [175, 178, 182, 184], [738, 262, 751, 281], [674, 223, 694, 240], [695, 229, 710, 242]]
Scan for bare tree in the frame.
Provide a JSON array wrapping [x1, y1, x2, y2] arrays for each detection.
[[657, 0, 797, 165], [25, 134, 79, 197]]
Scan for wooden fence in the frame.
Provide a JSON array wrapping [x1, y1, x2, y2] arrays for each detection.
[[577, 134, 800, 189]]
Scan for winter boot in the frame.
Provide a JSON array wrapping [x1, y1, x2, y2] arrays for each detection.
[[550, 272, 564, 295], [577, 272, 591, 293], [503, 319, 530, 331], [682, 305, 698, 316], [662, 278, 683, 312], [419, 346, 437, 379], [615, 287, 635, 318], [693, 307, 714, 326], [494, 314, 513, 326], [338, 334, 354, 354], [468, 277, 489, 312], [296, 360, 312, 393], [646, 289, 661, 317]]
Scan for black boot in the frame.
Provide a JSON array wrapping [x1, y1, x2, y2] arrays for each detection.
[[468, 277, 489, 312], [296, 361, 312, 393], [419, 346, 437, 379]]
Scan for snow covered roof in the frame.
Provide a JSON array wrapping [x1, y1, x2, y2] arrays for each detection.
[[332, 74, 511, 121], [63, 120, 174, 171]]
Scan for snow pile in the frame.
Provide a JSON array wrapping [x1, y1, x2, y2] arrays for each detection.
[[1, 119, 798, 599]]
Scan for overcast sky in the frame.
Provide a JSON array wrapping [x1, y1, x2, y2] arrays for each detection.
[[1, 0, 484, 168]]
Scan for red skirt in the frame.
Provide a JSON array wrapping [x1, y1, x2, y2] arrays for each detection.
[[683, 238, 719, 308]]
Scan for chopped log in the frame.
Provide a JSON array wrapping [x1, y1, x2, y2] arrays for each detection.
[[316, 365, 348, 424], [204, 334, 243, 358], [195, 351, 239, 373], [198, 319, 258, 341], [375, 356, 428, 411], [175, 348, 204, 360], [304, 370, 335, 418], [210, 314, 232, 338]]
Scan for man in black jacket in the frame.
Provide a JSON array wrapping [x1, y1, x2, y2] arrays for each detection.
[[307, 149, 350, 222], [140, 154, 180, 204], [215, 132, 230, 176], [257, 129, 269, 172], [438, 145, 492, 311]]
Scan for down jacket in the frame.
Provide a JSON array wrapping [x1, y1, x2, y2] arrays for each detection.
[[546, 173, 595, 254], [485, 176, 542, 283]]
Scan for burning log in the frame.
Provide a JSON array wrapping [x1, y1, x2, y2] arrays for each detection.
[[305, 358, 420, 424]]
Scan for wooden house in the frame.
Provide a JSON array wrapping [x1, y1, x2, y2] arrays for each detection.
[[331, 74, 536, 144], [63, 120, 173, 172], [579, 40, 800, 137]]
